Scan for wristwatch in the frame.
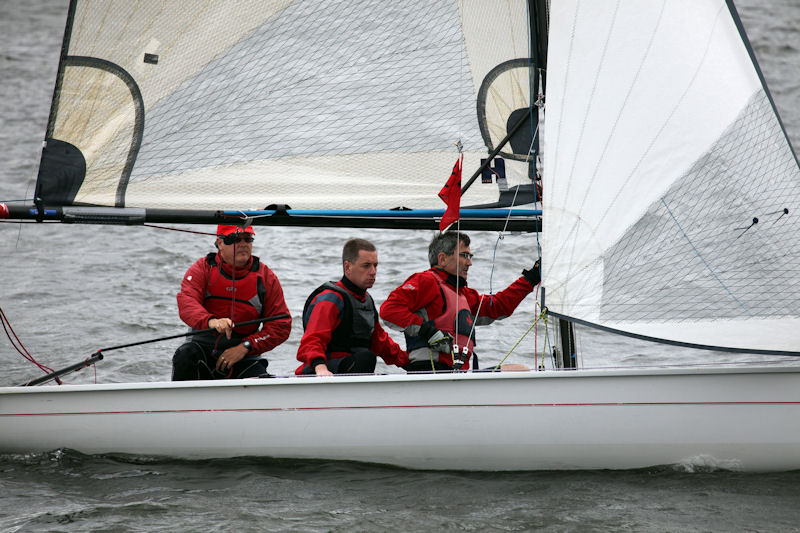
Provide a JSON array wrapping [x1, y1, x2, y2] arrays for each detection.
[[242, 340, 252, 352]]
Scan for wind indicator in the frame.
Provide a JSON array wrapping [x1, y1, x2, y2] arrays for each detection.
[[438, 153, 463, 231], [735, 217, 759, 238]]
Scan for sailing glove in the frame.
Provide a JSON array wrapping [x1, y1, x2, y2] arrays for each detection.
[[522, 259, 541, 286], [418, 320, 453, 352]]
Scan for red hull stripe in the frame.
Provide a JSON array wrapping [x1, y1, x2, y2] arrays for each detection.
[[3, 401, 800, 417]]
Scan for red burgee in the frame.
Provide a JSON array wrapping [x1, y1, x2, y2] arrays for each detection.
[[438, 154, 463, 231]]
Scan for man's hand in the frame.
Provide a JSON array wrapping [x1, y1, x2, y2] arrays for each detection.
[[216, 343, 248, 372], [522, 258, 541, 286], [419, 321, 453, 352], [209, 317, 234, 339], [314, 363, 334, 376]]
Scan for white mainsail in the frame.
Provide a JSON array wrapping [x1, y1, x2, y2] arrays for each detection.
[[42, 0, 537, 211], [542, 0, 800, 353]]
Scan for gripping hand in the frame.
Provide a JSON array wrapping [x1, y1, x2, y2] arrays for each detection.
[[522, 258, 541, 286], [418, 320, 453, 352]]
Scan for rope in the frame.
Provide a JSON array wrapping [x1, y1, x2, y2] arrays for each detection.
[[491, 308, 547, 372], [540, 311, 551, 370], [1, 305, 61, 383]]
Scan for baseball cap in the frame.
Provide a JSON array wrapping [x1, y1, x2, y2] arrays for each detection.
[[216, 224, 256, 237]]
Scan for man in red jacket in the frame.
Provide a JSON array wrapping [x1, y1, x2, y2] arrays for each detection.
[[296, 238, 407, 375], [172, 224, 291, 380], [380, 231, 540, 372]]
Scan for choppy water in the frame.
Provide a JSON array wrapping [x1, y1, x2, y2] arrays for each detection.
[[2, 1, 800, 531]]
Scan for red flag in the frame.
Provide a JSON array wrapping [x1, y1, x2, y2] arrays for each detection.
[[438, 154, 462, 231]]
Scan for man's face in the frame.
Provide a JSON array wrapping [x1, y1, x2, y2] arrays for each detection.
[[438, 241, 472, 280], [216, 233, 253, 268], [344, 250, 378, 290]]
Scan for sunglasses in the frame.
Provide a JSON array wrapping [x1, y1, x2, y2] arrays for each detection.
[[220, 233, 254, 245]]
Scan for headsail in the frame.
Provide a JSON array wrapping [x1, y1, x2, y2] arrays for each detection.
[[28, 0, 539, 218], [542, 0, 800, 354]]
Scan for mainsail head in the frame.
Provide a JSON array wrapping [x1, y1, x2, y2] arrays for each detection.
[[542, 0, 800, 354]]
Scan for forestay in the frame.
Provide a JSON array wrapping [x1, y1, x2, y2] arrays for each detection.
[[542, 0, 800, 353], [37, 0, 538, 211]]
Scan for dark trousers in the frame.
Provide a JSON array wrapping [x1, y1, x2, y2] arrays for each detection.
[[404, 353, 480, 373], [405, 360, 454, 372], [302, 348, 377, 375], [172, 336, 269, 381]]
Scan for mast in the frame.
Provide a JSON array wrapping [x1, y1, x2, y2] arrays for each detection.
[[530, 0, 547, 200], [531, 0, 548, 95], [532, 0, 577, 364]]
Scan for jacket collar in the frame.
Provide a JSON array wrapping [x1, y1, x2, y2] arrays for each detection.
[[216, 253, 254, 278], [432, 267, 468, 288], [340, 275, 367, 297]]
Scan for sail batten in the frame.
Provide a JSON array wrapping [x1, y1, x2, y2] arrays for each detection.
[[543, 0, 800, 353]]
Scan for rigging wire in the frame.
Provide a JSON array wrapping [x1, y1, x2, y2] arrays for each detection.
[[451, 154, 464, 369], [465, 37, 547, 371], [143, 223, 216, 237], [144, 223, 247, 370], [472, 104, 543, 370], [449, 0, 468, 370]]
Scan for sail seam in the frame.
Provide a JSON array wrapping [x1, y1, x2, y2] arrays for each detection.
[[659, 199, 752, 316], [597, 2, 729, 233]]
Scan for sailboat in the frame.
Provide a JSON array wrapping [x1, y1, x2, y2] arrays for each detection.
[[2, 0, 799, 471]]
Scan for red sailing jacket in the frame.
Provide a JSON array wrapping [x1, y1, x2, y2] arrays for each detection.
[[177, 253, 291, 356], [380, 268, 534, 368], [296, 279, 407, 374]]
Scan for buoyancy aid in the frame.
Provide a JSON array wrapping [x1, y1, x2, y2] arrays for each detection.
[[405, 273, 476, 369], [303, 281, 377, 355], [202, 253, 266, 335]]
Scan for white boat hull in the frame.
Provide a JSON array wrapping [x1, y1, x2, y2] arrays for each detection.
[[2, 366, 799, 471]]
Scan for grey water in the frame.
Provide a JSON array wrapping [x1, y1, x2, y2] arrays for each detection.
[[1, 1, 800, 531]]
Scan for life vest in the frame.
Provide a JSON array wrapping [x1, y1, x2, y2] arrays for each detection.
[[303, 281, 377, 355], [405, 273, 476, 369], [202, 253, 266, 335]]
